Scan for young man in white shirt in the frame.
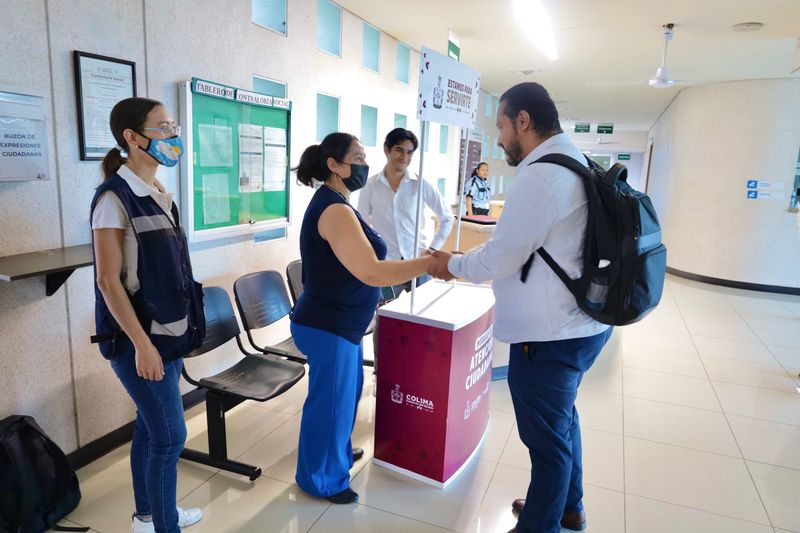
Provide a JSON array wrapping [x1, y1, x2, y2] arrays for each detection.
[[357, 128, 454, 291], [428, 83, 612, 533]]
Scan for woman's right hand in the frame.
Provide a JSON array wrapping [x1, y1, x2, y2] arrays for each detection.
[[135, 341, 165, 381]]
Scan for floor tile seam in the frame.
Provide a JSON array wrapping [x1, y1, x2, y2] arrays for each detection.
[[692, 296, 777, 530], [705, 377, 800, 395], [763, 345, 800, 385], [579, 385, 623, 396], [228, 413, 302, 462], [620, 363, 709, 380], [743, 458, 800, 474], [494, 461, 627, 495], [356, 502, 458, 531], [699, 352, 786, 369], [473, 460, 502, 515], [621, 340, 697, 355], [303, 500, 332, 533], [622, 491, 775, 527], [620, 391, 722, 413], [620, 433, 742, 460], [710, 377, 800, 396]]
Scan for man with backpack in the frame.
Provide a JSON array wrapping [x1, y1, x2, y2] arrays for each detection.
[[427, 82, 614, 533]]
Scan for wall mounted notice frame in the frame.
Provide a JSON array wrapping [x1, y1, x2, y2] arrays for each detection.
[[179, 78, 292, 242], [73, 51, 136, 161], [0, 85, 50, 181]]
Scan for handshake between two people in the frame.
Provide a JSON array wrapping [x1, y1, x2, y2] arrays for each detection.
[[422, 249, 460, 281]]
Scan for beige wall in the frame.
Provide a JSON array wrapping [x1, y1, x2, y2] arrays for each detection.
[[0, 0, 422, 453], [647, 78, 800, 287]]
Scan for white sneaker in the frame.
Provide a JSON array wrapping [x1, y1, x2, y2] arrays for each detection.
[[131, 507, 203, 532], [177, 507, 203, 528]]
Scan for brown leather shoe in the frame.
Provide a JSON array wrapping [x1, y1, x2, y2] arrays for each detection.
[[509, 500, 586, 531], [561, 510, 587, 531]]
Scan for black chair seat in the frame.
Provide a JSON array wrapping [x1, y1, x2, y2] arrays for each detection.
[[198, 355, 304, 402], [261, 336, 305, 362]]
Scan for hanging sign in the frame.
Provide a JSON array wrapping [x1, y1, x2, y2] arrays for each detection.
[[574, 123, 590, 133], [597, 123, 614, 134], [416, 47, 480, 129], [0, 89, 49, 181]]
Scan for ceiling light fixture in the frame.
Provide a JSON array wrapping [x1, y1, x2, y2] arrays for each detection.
[[732, 22, 764, 32], [512, 0, 559, 61]]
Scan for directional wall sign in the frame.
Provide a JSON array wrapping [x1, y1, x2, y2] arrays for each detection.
[[618, 153, 631, 161], [747, 190, 784, 200], [574, 123, 590, 133], [746, 179, 785, 191], [597, 123, 614, 134]]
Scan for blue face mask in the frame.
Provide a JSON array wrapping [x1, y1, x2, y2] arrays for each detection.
[[341, 163, 370, 192], [138, 134, 184, 167]]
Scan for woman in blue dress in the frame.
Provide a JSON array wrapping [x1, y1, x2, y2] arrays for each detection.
[[290, 132, 433, 504]]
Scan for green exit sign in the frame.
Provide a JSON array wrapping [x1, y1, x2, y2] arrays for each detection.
[[618, 153, 631, 161], [597, 123, 614, 134], [574, 123, 590, 133]]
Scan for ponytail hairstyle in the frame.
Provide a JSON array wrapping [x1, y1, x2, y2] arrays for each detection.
[[471, 161, 488, 178], [293, 132, 358, 187], [101, 97, 163, 180]]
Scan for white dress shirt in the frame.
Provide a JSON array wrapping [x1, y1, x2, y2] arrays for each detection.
[[358, 169, 454, 260], [448, 133, 610, 343]]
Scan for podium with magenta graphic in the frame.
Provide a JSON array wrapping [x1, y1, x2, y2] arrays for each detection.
[[373, 281, 495, 487]]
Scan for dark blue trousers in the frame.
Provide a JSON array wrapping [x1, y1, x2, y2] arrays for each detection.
[[291, 322, 364, 497], [508, 328, 612, 533]]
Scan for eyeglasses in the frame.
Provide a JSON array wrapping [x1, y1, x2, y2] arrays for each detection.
[[140, 124, 181, 137]]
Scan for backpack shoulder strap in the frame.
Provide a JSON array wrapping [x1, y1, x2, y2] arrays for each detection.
[[531, 153, 594, 180], [1, 423, 39, 532], [519, 154, 592, 290]]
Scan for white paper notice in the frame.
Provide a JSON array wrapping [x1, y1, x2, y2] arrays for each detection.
[[238, 124, 263, 193], [77, 55, 135, 158], [264, 127, 287, 146], [198, 124, 232, 167], [202, 173, 230, 224], [264, 145, 287, 192], [263, 126, 287, 192]]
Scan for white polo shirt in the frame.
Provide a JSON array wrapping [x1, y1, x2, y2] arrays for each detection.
[[91, 165, 174, 294], [448, 133, 610, 343], [357, 169, 454, 260]]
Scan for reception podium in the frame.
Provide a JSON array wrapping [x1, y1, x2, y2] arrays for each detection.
[[373, 281, 495, 487]]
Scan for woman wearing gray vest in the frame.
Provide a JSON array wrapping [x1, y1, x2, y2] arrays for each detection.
[[91, 98, 204, 533]]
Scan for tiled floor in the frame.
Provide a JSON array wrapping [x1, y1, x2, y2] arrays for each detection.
[[63, 276, 800, 532]]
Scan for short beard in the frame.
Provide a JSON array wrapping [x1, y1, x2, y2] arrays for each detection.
[[504, 131, 524, 167]]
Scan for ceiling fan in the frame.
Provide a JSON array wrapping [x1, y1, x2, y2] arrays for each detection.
[[649, 23, 685, 88]]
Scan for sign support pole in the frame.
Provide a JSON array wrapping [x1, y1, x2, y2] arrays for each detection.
[[409, 120, 428, 314]]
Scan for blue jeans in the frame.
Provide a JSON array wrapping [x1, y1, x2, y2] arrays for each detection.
[[508, 328, 613, 533], [111, 355, 186, 533], [291, 322, 363, 497]]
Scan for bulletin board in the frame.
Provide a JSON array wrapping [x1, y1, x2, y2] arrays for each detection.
[[179, 78, 292, 242]]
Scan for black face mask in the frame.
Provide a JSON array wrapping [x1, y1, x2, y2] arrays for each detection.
[[341, 163, 370, 192]]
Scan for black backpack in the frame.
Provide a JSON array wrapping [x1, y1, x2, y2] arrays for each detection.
[[0, 416, 89, 533], [520, 153, 667, 326]]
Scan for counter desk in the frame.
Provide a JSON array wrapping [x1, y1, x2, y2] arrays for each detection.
[[373, 280, 495, 487]]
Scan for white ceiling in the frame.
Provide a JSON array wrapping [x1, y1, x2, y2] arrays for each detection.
[[336, 0, 800, 131]]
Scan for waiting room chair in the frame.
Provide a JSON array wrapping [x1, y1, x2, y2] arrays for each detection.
[[233, 270, 307, 364], [180, 286, 305, 481], [285, 259, 303, 304]]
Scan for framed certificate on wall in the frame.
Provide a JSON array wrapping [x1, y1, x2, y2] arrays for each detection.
[[73, 51, 136, 161]]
